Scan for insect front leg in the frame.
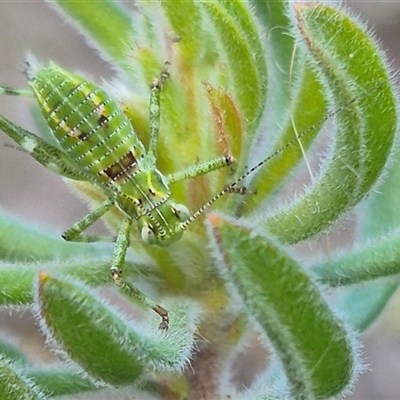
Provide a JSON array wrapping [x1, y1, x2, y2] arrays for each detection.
[[61, 200, 117, 243], [110, 217, 169, 330]]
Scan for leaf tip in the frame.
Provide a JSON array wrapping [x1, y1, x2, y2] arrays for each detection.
[[38, 270, 50, 284]]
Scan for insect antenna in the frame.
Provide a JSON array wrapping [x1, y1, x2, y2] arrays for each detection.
[[0, 87, 33, 97], [179, 95, 361, 232], [0, 62, 35, 97]]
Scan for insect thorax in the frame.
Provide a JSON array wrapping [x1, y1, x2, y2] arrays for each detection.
[[114, 167, 189, 245]]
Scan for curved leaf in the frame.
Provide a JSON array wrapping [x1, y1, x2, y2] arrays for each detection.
[[36, 273, 197, 384], [201, 0, 268, 146], [238, 67, 327, 213], [208, 214, 355, 398], [23, 366, 99, 397], [264, 3, 397, 244], [313, 229, 400, 286], [0, 356, 46, 400]]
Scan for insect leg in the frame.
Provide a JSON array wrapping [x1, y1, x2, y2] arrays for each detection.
[[110, 217, 169, 330], [0, 114, 89, 181], [148, 63, 170, 154], [167, 155, 235, 184], [62, 200, 116, 243]]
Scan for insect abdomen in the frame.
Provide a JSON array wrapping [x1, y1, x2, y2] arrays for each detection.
[[31, 64, 145, 184]]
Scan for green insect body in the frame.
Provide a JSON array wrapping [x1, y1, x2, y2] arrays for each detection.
[[32, 64, 194, 245]]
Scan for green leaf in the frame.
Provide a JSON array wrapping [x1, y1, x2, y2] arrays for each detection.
[[201, 0, 268, 146], [263, 3, 397, 244], [239, 67, 327, 213], [0, 340, 31, 366], [240, 1, 327, 213], [36, 273, 197, 384], [311, 229, 400, 331], [0, 356, 46, 400], [37, 272, 143, 385], [23, 366, 99, 397], [208, 214, 355, 399], [161, 0, 203, 62], [313, 230, 400, 286], [0, 259, 111, 306], [250, 0, 294, 120], [47, 0, 132, 64]]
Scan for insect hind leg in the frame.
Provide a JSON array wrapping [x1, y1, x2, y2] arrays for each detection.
[[61, 200, 117, 243]]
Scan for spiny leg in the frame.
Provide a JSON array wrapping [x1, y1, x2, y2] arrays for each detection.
[[63, 203, 169, 328], [167, 155, 235, 184], [167, 155, 252, 194], [148, 62, 170, 155], [61, 195, 169, 328], [147, 63, 246, 195], [62, 200, 116, 243], [0, 114, 89, 181], [110, 217, 169, 330]]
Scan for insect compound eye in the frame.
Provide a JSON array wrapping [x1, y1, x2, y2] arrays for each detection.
[[141, 224, 157, 245], [171, 203, 190, 222]]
